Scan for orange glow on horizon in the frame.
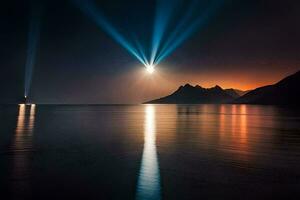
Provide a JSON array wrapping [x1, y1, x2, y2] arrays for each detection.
[[90, 65, 298, 103]]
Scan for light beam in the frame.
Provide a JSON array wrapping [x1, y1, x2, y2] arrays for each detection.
[[150, 0, 178, 65], [73, 0, 224, 71], [155, 0, 224, 65], [73, 0, 147, 66], [24, 2, 42, 99]]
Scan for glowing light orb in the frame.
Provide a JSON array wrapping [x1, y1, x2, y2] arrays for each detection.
[[146, 65, 155, 74]]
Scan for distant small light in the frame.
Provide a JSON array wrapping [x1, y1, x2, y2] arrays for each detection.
[[146, 65, 155, 74]]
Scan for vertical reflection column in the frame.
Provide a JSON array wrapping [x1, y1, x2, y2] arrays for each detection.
[[12, 104, 36, 199], [136, 105, 161, 200]]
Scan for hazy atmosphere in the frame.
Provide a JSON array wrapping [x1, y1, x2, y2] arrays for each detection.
[[1, 0, 300, 103], [1, 1, 300, 200]]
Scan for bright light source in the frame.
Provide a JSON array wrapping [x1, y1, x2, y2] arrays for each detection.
[[146, 65, 155, 74]]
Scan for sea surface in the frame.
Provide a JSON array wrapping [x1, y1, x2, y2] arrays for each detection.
[[0, 104, 300, 200]]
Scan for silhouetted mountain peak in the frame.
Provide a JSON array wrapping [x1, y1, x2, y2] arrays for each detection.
[[212, 85, 223, 91], [145, 83, 238, 104], [145, 70, 300, 105], [225, 88, 241, 98], [176, 84, 194, 93], [183, 83, 194, 88]]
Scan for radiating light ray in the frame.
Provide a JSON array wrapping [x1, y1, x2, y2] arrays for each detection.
[[24, 2, 42, 98], [134, 39, 149, 66], [155, 0, 224, 65], [150, 0, 178, 65], [153, 0, 199, 65], [73, 0, 146, 66], [73, 0, 224, 70]]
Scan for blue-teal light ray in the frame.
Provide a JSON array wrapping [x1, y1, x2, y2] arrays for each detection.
[[73, 0, 146, 66], [154, 0, 224, 65], [135, 39, 150, 66], [73, 0, 224, 70], [24, 2, 42, 98], [150, 0, 178, 65], [153, 0, 199, 65]]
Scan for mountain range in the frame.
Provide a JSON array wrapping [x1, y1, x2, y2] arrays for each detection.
[[146, 84, 245, 104], [146, 70, 300, 105]]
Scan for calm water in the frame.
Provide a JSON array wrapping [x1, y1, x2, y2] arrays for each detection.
[[1, 104, 300, 200]]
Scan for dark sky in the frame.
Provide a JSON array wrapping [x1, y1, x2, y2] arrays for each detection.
[[1, 0, 300, 103]]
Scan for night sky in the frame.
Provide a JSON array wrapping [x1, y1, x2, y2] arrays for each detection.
[[1, 0, 300, 104]]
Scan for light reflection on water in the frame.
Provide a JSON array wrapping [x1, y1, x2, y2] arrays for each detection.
[[136, 105, 161, 200], [11, 104, 36, 199], [0, 104, 299, 199]]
